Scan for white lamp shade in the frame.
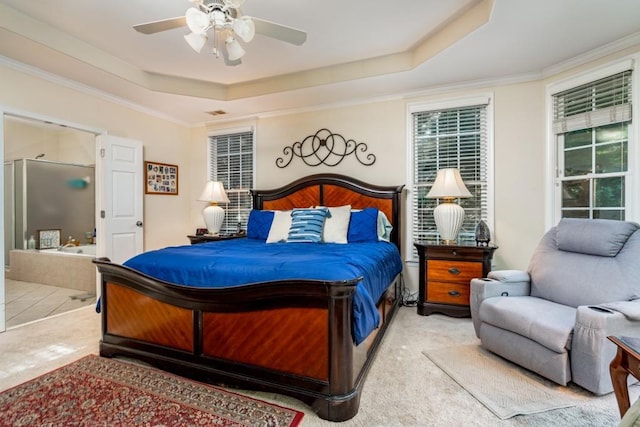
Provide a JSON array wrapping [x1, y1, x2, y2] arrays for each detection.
[[233, 16, 255, 42], [198, 181, 230, 203], [426, 168, 472, 199], [225, 37, 245, 60], [185, 7, 210, 34], [184, 32, 207, 53]]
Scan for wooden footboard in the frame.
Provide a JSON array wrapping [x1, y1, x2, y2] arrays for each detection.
[[96, 173, 404, 421], [96, 259, 400, 421]]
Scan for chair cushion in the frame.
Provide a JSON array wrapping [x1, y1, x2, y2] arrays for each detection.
[[479, 296, 576, 353], [556, 218, 639, 257], [528, 220, 640, 307]]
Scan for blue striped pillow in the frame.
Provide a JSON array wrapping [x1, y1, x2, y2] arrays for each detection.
[[286, 208, 330, 243]]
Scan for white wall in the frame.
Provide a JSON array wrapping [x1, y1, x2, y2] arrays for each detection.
[[0, 63, 193, 251]]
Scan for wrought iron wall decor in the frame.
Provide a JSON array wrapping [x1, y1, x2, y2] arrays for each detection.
[[275, 128, 376, 168]]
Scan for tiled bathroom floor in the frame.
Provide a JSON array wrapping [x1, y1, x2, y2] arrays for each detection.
[[4, 278, 96, 329]]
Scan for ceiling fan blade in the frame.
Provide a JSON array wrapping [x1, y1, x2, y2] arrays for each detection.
[[252, 18, 307, 46], [134, 17, 186, 34]]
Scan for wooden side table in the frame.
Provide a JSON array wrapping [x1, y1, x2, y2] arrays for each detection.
[[414, 242, 497, 317], [187, 234, 245, 244], [608, 335, 640, 417]]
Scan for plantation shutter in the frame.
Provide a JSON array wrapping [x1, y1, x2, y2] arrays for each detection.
[[208, 130, 254, 234], [412, 103, 488, 256], [553, 70, 632, 134]]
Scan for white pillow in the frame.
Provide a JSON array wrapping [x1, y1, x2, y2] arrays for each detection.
[[321, 205, 351, 244], [266, 210, 292, 243]]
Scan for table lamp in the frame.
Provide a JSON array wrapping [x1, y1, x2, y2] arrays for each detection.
[[426, 168, 472, 244], [198, 181, 230, 235]]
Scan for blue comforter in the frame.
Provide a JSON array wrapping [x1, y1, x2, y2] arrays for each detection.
[[123, 238, 403, 344]]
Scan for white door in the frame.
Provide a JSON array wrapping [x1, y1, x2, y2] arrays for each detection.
[[96, 135, 144, 282]]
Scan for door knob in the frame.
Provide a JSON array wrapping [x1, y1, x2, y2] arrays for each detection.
[[136, 221, 143, 227]]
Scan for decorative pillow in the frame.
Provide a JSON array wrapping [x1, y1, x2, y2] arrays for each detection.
[[320, 205, 351, 244], [348, 208, 379, 242], [287, 208, 330, 243], [377, 211, 393, 242], [266, 210, 293, 243], [246, 210, 274, 240]]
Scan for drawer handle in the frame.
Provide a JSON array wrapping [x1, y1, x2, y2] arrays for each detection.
[[448, 290, 461, 297], [448, 267, 461, 275]]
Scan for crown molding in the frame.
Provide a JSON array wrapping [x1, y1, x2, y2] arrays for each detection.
[[542, 31, 640, 78], [0, 55, 190, 127]]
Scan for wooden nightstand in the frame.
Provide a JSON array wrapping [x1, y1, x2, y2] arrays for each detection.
[[414, 241, 497, 317], [187, 234, 245, 244]]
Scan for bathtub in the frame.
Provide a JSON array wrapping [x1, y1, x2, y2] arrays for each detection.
[[40, 244, 97, 256], [8, 245, 97, 293]]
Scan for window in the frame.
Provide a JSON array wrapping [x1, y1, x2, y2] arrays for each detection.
[[410, 99, 490, 257], [553, 70, 632, 220], [207, 129, 254, 234]]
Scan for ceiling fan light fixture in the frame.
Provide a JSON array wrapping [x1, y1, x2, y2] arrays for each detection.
[[233, 16, 255, 43], [184, 32, 207, 53], [134, 0, 307, 66], [225, 36, 245, 61], [185, 7, 210, 34], [211, 10, 227, 28]]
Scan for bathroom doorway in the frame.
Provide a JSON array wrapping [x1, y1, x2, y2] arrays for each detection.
[[3, 114, 98, 328]]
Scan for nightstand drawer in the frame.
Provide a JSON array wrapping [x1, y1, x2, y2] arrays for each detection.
[[427, 282, 470, 305], [427, 260, 482, 283], [414, 241, 497, 317]]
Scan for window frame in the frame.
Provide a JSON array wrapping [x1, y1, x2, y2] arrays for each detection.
[[406, 94, 495, 261], [206, 126, 256, 234], [546, 58, 639, 227]]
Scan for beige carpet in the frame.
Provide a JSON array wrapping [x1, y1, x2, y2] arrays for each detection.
[[424, 344, 583, 420]]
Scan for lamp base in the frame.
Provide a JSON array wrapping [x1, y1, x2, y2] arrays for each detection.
[[202, 204, 225, 235], [433, 200, 465, 244], [440, 239, 459, 245]]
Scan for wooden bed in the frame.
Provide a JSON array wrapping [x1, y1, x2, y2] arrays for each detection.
[[93, 173, 404, 421]]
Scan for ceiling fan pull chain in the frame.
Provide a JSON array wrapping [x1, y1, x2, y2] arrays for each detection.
[[212, 29, 219, 58]]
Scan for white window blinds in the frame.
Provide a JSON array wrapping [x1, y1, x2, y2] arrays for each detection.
[[208, 130, 254, 234], [412, 103, 489, 252], [552, 69, 632, 221], [553, 70, 632, 134]]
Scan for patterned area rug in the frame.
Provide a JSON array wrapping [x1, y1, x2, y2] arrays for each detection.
[[424, 345, 583, 419], [0, 355, 304, 426]]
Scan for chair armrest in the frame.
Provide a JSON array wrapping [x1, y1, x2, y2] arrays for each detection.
[[595, 300, 640, 321], [572, 302, 640, 394], [469, 273, 531, 337], [487, 269, 531, 284]]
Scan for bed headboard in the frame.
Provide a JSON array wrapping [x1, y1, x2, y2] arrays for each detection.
[[251, 174, 405, 248]]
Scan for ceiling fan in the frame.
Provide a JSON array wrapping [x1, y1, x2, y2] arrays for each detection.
[[133, 0, 307, 66]]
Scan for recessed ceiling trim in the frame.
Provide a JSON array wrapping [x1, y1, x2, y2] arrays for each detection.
[[0, 3, 149, 88], [0, 0, 494, 103], [412, 0, 494, 66]]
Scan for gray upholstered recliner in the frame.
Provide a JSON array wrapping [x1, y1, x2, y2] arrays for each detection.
[[470, 218, 640, 394]]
